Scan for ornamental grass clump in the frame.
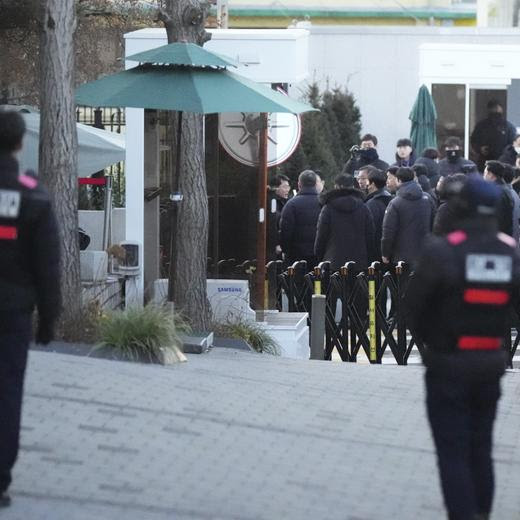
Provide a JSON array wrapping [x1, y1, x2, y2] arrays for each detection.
[[96, 305, 188, 362], [214, 319, 281, 356]]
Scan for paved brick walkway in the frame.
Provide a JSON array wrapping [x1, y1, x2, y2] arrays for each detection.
[[3, 347, 520, 520]]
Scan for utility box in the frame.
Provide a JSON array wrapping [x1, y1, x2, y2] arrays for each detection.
[[124, 28, 309, 84]]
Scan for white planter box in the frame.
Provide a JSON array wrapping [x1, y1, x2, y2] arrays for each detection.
[[80, 250, 108, 283]]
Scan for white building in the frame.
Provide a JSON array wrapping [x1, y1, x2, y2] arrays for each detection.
[[303, 25, 520, 161]]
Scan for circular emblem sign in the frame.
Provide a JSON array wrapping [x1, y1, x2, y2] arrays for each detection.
[[218, 110, 302, 167]]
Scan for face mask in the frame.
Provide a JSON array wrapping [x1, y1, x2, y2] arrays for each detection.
[[446, 149, 461, 163], [360, 147, 378, 163], [514, 147, 520, 155]]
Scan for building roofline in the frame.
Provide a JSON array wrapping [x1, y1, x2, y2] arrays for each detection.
[[225, 7, 475, 20]]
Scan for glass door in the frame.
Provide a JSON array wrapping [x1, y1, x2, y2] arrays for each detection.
[[432, 84, 466, 157], [468, 87, 507, 166]]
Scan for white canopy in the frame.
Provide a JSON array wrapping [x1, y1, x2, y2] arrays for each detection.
[[0, 105, 125, 176]]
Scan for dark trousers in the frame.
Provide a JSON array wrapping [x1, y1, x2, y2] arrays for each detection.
[[0, 312, 31, 492], [425, 370, 501, 520]]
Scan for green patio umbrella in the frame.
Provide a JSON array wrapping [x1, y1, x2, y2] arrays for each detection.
[[409, 84, 437, 156], [126, 41, 238, 68], [76, 64, 315, 115], [76, 41, 316, 310]]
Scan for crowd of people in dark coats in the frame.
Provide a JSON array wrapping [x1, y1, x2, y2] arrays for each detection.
[[267, 102, 520, 520], [268, 121, 520, 272]]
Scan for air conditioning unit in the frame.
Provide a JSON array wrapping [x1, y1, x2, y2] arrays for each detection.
[[115, 241, 140, 274]]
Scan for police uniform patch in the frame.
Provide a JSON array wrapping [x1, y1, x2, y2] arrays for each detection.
[[466, 254, 512, 283], [0, 190, 21, 218]]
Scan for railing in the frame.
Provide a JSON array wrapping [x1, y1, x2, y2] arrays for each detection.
[[284, 261, 418, 365], [209, 258, 520, 367]]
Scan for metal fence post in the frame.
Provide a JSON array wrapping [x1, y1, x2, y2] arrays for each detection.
[[310, 294, 326, 360], [287, 264, 296, 312], [367, 264, 377, 363], [339, 265, 350, 360], [395, 261, 407, 365]]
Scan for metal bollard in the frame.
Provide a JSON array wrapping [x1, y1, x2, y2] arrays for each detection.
[[287, 265, 296, 312], [313, 265, 322, 295], [367, 265, 376, 363], [310, 294, 326, 360]]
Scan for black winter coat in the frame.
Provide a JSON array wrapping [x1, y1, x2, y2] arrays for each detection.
[[405, 217, 520, 378], [365, 188, 393, 259], [439, 157, 478, 176], [0, 154, 61, 323], [433, 201, 459, 236], [498, 144, 519, 166], [314, 188, 376, 270], [495, 179, 515, 238], [415, 156, 441, 189], [280, 186, 321, 265], [471, 116, 517, 161], [381, 181, 433, 266]]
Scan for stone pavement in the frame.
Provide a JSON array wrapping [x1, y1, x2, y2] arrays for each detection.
[[4, 347, 520, 520]]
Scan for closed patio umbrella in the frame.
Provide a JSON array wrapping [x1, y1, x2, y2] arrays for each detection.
[[409, 84, 437, 156]]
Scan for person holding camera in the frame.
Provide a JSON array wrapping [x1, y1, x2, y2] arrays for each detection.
[[341, 133, 389, 176]]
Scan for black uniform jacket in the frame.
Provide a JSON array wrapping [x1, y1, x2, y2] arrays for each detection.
[[0, 153, 61, 324], [406, 217, 520, 379]]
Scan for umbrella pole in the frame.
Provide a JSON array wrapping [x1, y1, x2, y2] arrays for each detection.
[[168, 111, 183, 302], [255, 112, 269, 317], [206, 114, 220, 278]]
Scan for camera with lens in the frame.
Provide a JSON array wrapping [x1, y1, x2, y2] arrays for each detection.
[[349, 144, 361, 158]]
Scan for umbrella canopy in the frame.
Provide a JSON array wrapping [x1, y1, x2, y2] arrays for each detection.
[[409, 84, 438, 155], [76, 64, 316, 114], [0, 105, 125, 176], [127, 42, 238, 68]]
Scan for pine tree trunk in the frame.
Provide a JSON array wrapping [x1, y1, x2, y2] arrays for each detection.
[[39, 0, 80, 331], [160, 0, 212, 330]]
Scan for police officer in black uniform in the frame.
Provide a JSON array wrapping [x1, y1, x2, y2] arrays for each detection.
[[0, 110, 61, 507], [406, 174, 520, 520]]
